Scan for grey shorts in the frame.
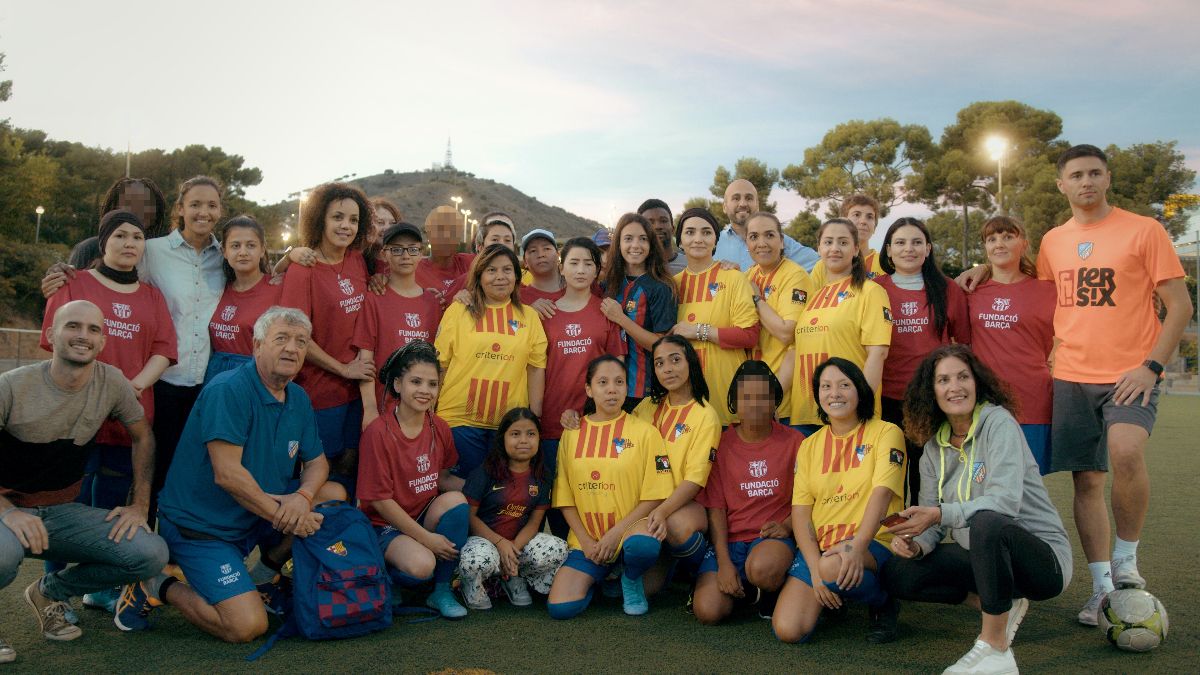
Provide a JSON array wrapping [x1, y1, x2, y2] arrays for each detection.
[[1049, 379, 1158, 473]]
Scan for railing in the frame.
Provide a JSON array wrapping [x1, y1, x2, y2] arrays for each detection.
[[0, 327, 49, 374]]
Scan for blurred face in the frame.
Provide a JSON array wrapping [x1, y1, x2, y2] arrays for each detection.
[[118, 182, 157, 233], [652, 341, 689, 394], [179, 184, 220, 238], [394, 361, 439, 414], [886, 224, 930, 276], [102, 223, 145, 270], [383, 234, 423, 276], [373, 205, 397, 235], [818, 223, 857, 275], [503, 418, 539, 464], [817, 366, 858, 424], [480, 255, 517, 302], [933, 356, 977, 419], [585, 361, 627, 416], [322, 198, 361, 250], [679, 216, 717, 262], [845, 204, 877, 247], [561, 245, 598, 291], [50, 302, 106, 366], [723, 179, 757, 227], [984, 229, 1027, 270], [427, 211, 460, 258], [746, 215, 783, 267], [619, 222, 651, 270], [643, 208, 674, 251], [523, 238, 558, 276], [1056, 156, 1111, 210], [482, 224, 515, 252], [223, 226, 265, 277], [254, 320, 310, 381], [736, 375, 775, 424]]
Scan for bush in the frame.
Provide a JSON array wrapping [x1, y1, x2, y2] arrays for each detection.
[[0, 237, 68, 326]]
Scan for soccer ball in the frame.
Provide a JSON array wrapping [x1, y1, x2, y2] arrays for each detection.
[[1098, 588, 1169, 652]]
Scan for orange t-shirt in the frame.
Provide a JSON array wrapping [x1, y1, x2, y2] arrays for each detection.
[[1035, 207, 1184, 383]]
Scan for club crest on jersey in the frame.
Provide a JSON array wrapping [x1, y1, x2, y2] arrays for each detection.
[[889, 448, 904, 467], [112, 302, 131, 319], [708, 282, 723, 299], [338, 278, 355, 295], [761, 284, 776, 299], [625, 300, 637, 314], [612, 437, 633, 455], [405, 312, 421, 328], [673, 423, 691, 441], [326, 541, 348, 557], [507, 319, 523, 334], [882, 307, 893, 322], [836, 290, 850, 305], [566, 323, 582, 337], [900, 301, 919, 317], [287, 440, 299, 459], [221, 304, 236, 322], [416, 454, 431, 473], [791, 289, 807, 305], [528, 484, 539, 497], [1077, 242, 1093, 260], [972, 461, 986, 483], [220, 563, 232, 575], [749, 459, 768, 478], [855, 443, 871, 463], [866, 271, 879, 279], [655, 455, 671, 473], [992, 297, 1011, 312]]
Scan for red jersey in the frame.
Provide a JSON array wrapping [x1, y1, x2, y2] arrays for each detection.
[[351, 286, 443, 411], [208, 276, 281, 356], [519, 283, 566, 306], [540, 296, 627, 439], [41, 272, 177, 446], [968, 277, 1056, 424], [876, 275, 971, 400], [416, 254, 474, 306], [698, 422, 803, 543], [357, 411, 457, 526], [278, 251, 368, 410]]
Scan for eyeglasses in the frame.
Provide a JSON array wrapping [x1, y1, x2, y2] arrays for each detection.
[[384, 245, 423, 257]]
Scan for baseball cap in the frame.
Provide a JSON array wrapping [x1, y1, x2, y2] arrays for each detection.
[[521, 228, 557, 253], [380, 222, 424, 245], [592, 228, 612, 248]]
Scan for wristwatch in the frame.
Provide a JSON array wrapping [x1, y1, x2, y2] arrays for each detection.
[[1142, 359, 1164, 377]]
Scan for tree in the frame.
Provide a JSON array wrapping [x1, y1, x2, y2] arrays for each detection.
[[1105, 141, 1197, 239], [0, 52, 11, 104], [926, 209, 986, 278], [707, 157, 779, 225], [785, 210, 821, 247], [781, 119, 934, 218], [681, 196, 717, 222]]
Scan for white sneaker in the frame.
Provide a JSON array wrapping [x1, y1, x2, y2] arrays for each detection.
[[1111, 555, 1145, 589], [1077, 591, 1106, 627], [460, 575, 491, 610], [501, 576, 532, 607], [1005, 597, 1029, 647], [0, 637, 15, 664], [943, 639, 1019, 674]]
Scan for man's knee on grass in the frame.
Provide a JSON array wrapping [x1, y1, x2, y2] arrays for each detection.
[[215, 592, 269, 643]]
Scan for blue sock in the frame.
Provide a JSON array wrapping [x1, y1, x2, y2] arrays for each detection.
[[548, 588, 594, 620], [390, 568, 433, 589], [621, 534, 660, 580], [670, 531, 709, 571], [433, 503, 469, 584]]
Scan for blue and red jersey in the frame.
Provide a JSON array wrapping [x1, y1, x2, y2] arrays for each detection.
[[611, 275, 677, 398]]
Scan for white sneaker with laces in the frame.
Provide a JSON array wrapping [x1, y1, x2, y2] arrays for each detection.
[[1110, 555, 1145, 589], [1005, 597, 1029, 647], [943, 639, 1019, 675], [460, 574, 492, 610], [501, 576, 533, 607], [1077, 591, 1106, 627]]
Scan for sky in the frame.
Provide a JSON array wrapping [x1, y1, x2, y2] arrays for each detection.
[[3, 0, 1199, 249]]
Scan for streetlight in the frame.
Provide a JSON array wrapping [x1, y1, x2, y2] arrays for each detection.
[[460, 209, 472, 246], [35, 205, 45, 244], [450, 196, 463, 244], [986, 136, 1007, 215]]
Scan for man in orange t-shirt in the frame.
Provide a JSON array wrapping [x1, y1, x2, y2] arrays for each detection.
[[1036, 144, 1191, 626]]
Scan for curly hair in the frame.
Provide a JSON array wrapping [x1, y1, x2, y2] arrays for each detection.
[[901, 344, 1018, 445], [102, 177, 168, 238], [483, 407, 544, 483], [378, 339, 441, 401], [646, 335, 709, 407], [299, 182, 371, 251]]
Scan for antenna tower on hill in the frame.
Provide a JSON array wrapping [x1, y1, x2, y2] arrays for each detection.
[[445, 138, 454, 170]]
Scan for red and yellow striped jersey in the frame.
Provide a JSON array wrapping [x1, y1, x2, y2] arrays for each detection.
[[435, 301, 548, 429], [674, 264, 759, 426], [632, 397, 721, 488], [789, 277, 892, 425], [809, 249, 886, 288], [793, 418, 906, 550], [747, 258, 813, 417], [553, 412, 673, 550]]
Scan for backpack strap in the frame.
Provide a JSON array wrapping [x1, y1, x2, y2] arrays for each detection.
[[392, 604, 440, 623], [245, 615, 299, 661]]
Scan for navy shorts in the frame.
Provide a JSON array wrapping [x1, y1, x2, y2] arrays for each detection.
[[450, 425, 495, 478], [698, 537, 797, 577], [314, 399, 364, 460], [159, 515, 276, 606], [788, 539, 891, 588], [561, 548, 628, 582], [372, 499, 434, 554], [1021, 424, 1052, 476]]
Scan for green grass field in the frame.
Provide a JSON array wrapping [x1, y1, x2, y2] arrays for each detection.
[[3, 396, 1196, 673]]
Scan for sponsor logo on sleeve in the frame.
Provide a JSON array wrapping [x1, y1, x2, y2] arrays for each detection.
[[791, 289, 808, 305], [655, 455, 671, 473], [889, 448, 904, 467]]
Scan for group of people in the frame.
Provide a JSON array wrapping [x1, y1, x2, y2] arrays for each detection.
[[0, 143, 1189, 673]]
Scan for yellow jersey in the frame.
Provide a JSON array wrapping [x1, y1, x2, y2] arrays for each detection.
[[789, 277, 892, 425], [675, 264, 760, 426], [810, 250, 886, 289], [553, 412, 674, 550], [434, 301, 548, 429], [747, 259, 814, 417], [632, 397, 721, 488], [792, 418, 906, 550]]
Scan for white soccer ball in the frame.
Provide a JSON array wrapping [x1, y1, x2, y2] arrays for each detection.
[[1098, 588, 1169, 652]]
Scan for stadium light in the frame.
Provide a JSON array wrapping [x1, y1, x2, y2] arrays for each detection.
[[986, 136, 1007, 214]]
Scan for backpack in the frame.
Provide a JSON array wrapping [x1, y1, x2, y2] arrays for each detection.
[[247, 501, 391, 660]]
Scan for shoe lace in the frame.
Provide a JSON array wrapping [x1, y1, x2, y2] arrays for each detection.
[[44, 601, 72, 629], [120, 585, 152, 618]]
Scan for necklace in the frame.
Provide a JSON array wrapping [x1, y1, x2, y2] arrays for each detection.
[[317, 247, 349, 281]]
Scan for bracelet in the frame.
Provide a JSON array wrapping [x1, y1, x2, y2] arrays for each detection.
[[295, 488, 314, 504]]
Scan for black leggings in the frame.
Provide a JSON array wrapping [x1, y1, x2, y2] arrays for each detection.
[[881, 396, 922, 505], [148, 381, 203, 527], [883, 510, 1064, 615]]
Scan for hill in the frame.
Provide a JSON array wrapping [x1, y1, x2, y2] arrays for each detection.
[[351, 168, 602, 242]]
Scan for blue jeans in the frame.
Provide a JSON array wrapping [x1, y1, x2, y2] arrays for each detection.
[[1, 502, 168, 602]]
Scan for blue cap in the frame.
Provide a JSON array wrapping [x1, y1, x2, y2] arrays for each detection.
[[592, 228, 612, 247]]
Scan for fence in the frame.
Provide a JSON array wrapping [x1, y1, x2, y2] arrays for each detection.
[[0, 327, 49, 374]]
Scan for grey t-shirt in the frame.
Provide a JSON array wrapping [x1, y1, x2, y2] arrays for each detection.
[[0, 360, 143, 505]]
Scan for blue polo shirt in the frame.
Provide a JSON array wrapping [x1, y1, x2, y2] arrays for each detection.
[[158, 361, 323, 540], [714, 225, 819, 272]]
